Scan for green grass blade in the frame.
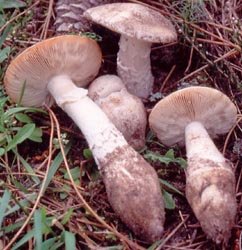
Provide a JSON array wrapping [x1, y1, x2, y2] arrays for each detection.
[[15, 113, 33, 123], [11, 179, 30, 193], [0, 0, 26, 9], [64, 231, 76, 250], [6, 123, 35, 152], [13, 150, 40, 184], [3, 107, 47, 118], [0, 221, 23, 237], [147, 238, 163, 250], [34, 209, 43, 250], [61, 208, 73, 225], [48, 241, 64, 250], [17, 80, 27, 106], [4, 198, 30, 216], [0, 21, 11, 48], [0, 46, 10, 63], [63, 166, 80, 181], [12, 229, 34, 250], [0, 189, 11, 228], [162, 189, 175, 210], [42, 238, 56, 249], [42, 141, 71, 192], [159, 179, 184, 196], [28, 127, 43, 142]]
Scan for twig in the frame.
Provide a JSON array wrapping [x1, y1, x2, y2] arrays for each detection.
[[174, 49, 239, 85], [129, 0, 241, 52], [155, 216, 189, 250], [160, 65, 176, 92], [184, 29, 196, 74], [40, 0, 54, 39], [223, 115, 242, 155]]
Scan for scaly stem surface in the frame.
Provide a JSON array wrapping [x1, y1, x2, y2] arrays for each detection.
[[184, 121, 236, 244], [117, 35, 153, 99], [47, 74, 165, 242]]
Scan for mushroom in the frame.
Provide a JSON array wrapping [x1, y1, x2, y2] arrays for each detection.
[[4, 35, 165, 243], [88, 74, 147, 150], [148, 86, 237, 244], [4, 35, 102, 107], [84, 3, 177, 99]]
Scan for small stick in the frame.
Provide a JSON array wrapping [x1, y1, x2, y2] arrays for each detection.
[[160, 65, 176, 92], [40, 0, 54, 39], [156, 216, 189, 250]]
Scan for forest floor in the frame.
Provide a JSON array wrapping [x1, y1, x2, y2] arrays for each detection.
[[0, 0, 241, 250]]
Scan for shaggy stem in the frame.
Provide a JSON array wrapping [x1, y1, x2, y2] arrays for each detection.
[[184, 121, 236, 244], [117, 35, 153, 99], [47, 74, 165, 242]]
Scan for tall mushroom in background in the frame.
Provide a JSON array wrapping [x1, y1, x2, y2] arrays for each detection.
[[88, 74, 147, 150], [84, 3, 177, 99], [149, 86, 237, 244], [4, 35, 165, 243]]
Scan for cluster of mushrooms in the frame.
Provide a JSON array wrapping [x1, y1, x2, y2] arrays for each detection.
[[4, 3, 238, 245]]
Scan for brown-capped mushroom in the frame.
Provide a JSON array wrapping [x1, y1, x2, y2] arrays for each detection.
[[149, 86, 237, 244], [84, 3, 177, 99], [4, 35, 165, 243]]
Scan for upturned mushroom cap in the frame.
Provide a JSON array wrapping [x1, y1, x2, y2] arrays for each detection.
[[88, 74, 126, 101], [4, 35, 102, 107], [88, 75, 147, 150], [149, 87, 237, 146], [83, 3, 177, 43]]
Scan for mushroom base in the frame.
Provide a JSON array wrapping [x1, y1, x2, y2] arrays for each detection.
[[98, 145, 165, 243], [186, 157, 237, 244]]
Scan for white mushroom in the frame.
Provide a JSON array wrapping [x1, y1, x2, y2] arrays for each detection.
[[4, 35, 165, 243], [84, 3, 177, 99], [88, 74, 147, 150], [149, 86, 237, 244]]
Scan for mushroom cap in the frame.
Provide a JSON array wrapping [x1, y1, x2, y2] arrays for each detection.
[[4, 35, 102, 107], [84, 3, 177, 43], [88, 74, 126, 101], [88, 75, 147, 150], [149, 87, 237, 146]]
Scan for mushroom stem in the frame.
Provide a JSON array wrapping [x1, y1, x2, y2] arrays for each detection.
[[47, 74, 165, 242], [47, 75, 127, 159], [117, 35, 153, 99], [184, 121, 236, 244], [185, 121, 225, 163]]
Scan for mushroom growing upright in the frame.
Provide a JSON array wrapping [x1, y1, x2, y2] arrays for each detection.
[[88, 74, 147, 150], [84, 3, 177, 99], [149, 86, 237, 244], [4, 35, 165, 243]]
